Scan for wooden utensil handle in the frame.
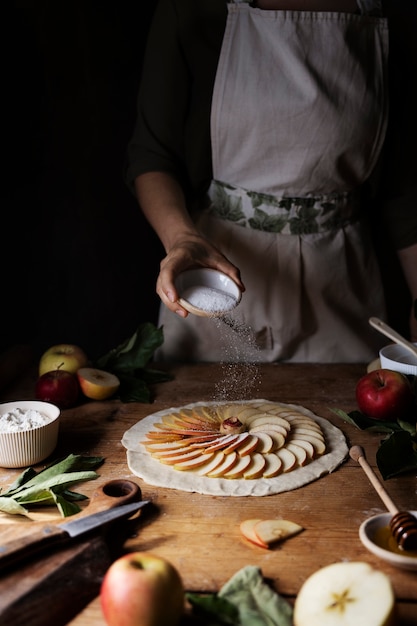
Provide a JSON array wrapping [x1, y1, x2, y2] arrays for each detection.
[[0, 525, 68, 574], [349, 446, 399, 515], [368, 317, 417, 358]]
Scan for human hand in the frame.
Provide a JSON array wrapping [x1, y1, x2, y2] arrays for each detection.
[[156, 233, 245, 317]]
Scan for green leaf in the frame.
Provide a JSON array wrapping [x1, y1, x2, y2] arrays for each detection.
[[96, 323, 164, 372], [331, 408, 400, 433], [186, 594, 239, 625], [14, 471, 99, 503], [94, 323, 171, 403], [0, 496, 29, 516], [2, 454, 103, 497], [376, 431, 417, 479]]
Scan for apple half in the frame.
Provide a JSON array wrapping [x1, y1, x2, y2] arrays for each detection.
[[293, 561, 396, 626], [77, 367, 120, 400]]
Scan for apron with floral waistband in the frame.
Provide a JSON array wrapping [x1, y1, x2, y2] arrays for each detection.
[[156, 0, 389, 363]]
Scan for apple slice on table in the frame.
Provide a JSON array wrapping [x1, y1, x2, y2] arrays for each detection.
[[254, 519, 304, 546], [240, 518, 304, 548], [77, 367, 120, 400], [293, 561, 396, 626], [240, 519, 269, 548]]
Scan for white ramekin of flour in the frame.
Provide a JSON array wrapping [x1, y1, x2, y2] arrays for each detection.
[[0, 400, 60, 468], [176, 268, 242, 317]]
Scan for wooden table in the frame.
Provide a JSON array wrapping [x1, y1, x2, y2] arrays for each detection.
[[0, 362, 416, 625]]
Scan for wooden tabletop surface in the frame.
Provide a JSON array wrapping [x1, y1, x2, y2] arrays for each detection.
[[0, 361, 416, 625]]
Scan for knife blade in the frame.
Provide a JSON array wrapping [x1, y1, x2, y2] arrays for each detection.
[[0, 499, 150, 574]]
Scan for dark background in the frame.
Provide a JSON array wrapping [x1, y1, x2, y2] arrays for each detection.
[[2, 0, 161, 361], [1, 1, 412, 364]]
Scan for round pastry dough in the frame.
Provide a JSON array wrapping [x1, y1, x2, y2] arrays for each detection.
[[122, 400, 348, 496]]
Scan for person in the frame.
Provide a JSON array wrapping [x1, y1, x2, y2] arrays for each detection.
[[126, 0, 417, 363]]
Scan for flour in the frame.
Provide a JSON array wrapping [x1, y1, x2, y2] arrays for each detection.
[[182, 286, 237, 314], [0, 407, 52, 432]]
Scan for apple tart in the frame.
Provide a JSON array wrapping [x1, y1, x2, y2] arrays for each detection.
[[122, 400, 349, 496]]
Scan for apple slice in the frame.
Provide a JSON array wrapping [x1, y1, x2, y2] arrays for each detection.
[[245, 413, 291, 432], [158, 449, 203, 465], [223, 454, 253, 479], [254, 519, 304, 546], [276, 448, 297, 472], [173, 452, 215, 471], [288, 417, 323, 433], [77, 367, 120, 400], [250, 427, 286, 450], [243, 453, 266, 479], [197, 451, 226, 476], [291, 426, 325, 441], [202, 434, 241, 453], [235, 434, 260, 456], [286, 442, 308, 466], [142, 440, 191, 452], [222, 432, 251, 454], [293, 561, 396, 626], [288, 438, 315, 459], [253, 432, 275, 454], [239, 518, 269, 548], [206, 451, 238, 477], [262, 453, 283, 478], [293, 432, 326, 456]]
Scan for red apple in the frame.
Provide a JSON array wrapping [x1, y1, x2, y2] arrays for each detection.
[[100, 552, 184, 626], [39, 344, 89, 376], [355, 368, 413, 421], [35, 369, 79, 409]]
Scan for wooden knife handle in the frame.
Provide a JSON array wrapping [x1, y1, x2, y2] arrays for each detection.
[[0, 525, 69, 574]]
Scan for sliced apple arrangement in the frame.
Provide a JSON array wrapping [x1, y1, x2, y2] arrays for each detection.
[[141, 401, 327, 479]]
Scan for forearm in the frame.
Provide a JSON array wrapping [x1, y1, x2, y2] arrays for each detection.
[[134, 171, 199, 252]]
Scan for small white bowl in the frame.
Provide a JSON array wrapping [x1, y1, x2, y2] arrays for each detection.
[[379, 343, 417, 376], [175, 268, 242, 317], [359, 511, 417, 571], [0, 400, 60, 468]]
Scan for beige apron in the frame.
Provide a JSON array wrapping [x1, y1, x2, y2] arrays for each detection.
[[157, 2, 389, 363]]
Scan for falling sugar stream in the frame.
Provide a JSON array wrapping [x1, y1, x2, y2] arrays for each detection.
[[211, 314, 261, 402]]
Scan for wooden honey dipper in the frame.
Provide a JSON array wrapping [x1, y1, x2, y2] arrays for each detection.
[[350, 445, 417, 551]]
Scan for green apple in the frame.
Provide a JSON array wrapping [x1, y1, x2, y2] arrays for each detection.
[[293, 561, 396, 626], [39, 344, 89, 376], [100, 552, 184, 626]]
